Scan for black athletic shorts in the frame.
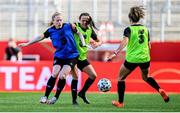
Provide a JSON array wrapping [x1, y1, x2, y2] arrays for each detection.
[[53, 57, 78, 69], [124, 60, 150, 71], [77, 59, 90, 71]]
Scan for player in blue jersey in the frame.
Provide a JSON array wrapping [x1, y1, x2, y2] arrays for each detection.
[[48, 12, 102, 105], [18, 12, 85, 104]]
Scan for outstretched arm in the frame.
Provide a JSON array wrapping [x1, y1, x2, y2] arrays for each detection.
[[90, 38, 102, 49], [18, 34, 45, 47], [106, 37, 128, 61], [89, 28, 102, 49]]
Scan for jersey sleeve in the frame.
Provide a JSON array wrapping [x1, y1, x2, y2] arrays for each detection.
[[43, 29, 50, 38], [91, 29, 98, 40], [123, 27, 131, 38]]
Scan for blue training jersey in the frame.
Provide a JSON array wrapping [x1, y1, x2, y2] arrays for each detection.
[[43, 23, 79, 59]]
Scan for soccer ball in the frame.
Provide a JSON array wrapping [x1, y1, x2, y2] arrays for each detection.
[[97, 78, 111, 92]]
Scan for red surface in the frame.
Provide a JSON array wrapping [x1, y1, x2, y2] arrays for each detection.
[[150, 42, 180, 61], [0, 61, 180, 93], [0, 41, 54, 61]]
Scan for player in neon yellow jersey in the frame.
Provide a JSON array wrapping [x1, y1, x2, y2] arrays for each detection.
[[107, 6, 169, 108], [72, 12, 102, 104]]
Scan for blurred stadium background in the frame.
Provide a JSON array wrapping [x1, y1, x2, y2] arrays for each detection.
[[0, 0, 180, 110], [0, 0, 180, 41]]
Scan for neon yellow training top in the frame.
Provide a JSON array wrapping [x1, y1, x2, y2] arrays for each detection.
[[126, 25, 150, 63], [74, 23, 92, 61]]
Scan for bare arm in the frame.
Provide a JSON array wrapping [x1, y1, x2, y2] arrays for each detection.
[[90, 38, 103, 49], [148, 42, 151, 49], [89, 27, 102, 49], [18, 34, 45, 47], [106, 37, 128, 61]]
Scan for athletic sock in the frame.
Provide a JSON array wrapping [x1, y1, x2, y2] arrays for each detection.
[[55, 79, 66, 99], [146, 77, 160, 91], [71, 79, 78, 102], [45, 76, 56, 98], [118, 81, 125, 103], [79, 77, 95, 94]]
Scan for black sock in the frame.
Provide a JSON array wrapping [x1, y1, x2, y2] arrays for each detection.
[[71, 79, 78, 102], [54, 79, 66, 99], [45, 76, 56, 98], [80, 77, 95, 94], [118, 81, 125, 103], [146, 77, 160, 91]]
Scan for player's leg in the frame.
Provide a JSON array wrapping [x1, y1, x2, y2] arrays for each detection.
[[140, 62, 169, 102], [47, 65, 71, 104], [71, 65, 79, 105], [78, 63, 97, 104], [112, 60, 136, 108], [40, 64, 61, 104], [47, 58, 78, 104]]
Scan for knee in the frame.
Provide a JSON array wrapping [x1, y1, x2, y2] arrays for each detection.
[[142, 76, 148, 81], [118, 73, 127, 81], [89, 74, 97, 80], [118, 76, 126, 81], [141, 70, 149, 81], [59, 70, 70, 79], [72, 75, 78, 80], [52, 72, 58, 78]]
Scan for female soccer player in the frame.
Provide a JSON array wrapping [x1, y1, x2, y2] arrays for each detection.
[[73, 12, 102, 104], [49, 12, 102, 105], [107, 6, 169, 108], [18, 12, 85, 104]]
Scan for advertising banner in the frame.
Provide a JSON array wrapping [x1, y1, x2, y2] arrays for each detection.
[[0, 61, 180, 93]]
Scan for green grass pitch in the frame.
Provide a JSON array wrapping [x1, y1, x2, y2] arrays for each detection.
[[0, 92, 179, 112]]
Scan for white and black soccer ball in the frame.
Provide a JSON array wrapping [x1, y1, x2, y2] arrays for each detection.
[[97, 78, 111, 92]]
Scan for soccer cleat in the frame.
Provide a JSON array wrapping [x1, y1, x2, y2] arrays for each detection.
[[72, 100, 79, 105], [46, 96, 57, 104], [112, 100, 124, 108], [159, 89, 169, 102], [78, 92, 90, 104], [39, 96, 47, 104]]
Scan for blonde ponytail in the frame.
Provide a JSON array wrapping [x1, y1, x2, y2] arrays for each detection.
[[48, 12, 61, 26]]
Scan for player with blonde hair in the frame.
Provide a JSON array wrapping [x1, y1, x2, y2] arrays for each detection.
[[19, 12, 85, 104]]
